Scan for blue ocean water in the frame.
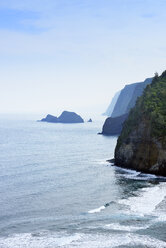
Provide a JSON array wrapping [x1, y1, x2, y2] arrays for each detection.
[[0, 118, 166, 247]]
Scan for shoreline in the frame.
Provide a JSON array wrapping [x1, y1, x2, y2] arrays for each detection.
[[107, 158, 166, 179]]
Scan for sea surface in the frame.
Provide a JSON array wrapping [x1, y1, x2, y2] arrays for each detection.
[[0, 118, 166, 248]]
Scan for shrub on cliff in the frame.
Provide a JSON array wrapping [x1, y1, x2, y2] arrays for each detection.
[[116, 70, 166, 150]]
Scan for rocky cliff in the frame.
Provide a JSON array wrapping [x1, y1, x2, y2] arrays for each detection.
[[101, 113, 128, 135], [115, 72, 166, 176], [102, 78, 152, 135], [103, 90, 121, 116], [125, 78, 152, 114], [111, 83, 137, 118], [111, 78, 152, 118]]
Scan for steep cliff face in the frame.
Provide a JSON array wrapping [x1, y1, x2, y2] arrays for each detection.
[[125, 78, 152, 114], [101, 78, 152, 135], [111, 78, 152, 118], [115, 72, 166, 176], [101, 114, 128, 135], [103, 90, 121, 116], [111, 83, 137, 118]]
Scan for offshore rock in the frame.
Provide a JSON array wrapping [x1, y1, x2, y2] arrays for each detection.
[[58, 111, 84, 123], [40, 111, 84, 123], [41, 114, 58, 123]]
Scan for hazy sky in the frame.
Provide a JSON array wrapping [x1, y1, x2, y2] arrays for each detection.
[[0, 0, 166, 116]]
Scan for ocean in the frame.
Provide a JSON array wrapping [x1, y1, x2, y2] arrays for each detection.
[[0, 118, 166, 248]]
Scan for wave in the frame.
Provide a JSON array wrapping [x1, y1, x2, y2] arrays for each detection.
[[0, 232, 82, 248], [0, 231, 166, 248], [114, 165, 166, 181], [104, 223, 150, 232], [118, 182, 166, 216], [88, 205, 105, 214], [88, 200, 115, 214]]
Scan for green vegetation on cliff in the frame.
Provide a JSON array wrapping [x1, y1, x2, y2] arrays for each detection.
[[116, 71, 166, 150]]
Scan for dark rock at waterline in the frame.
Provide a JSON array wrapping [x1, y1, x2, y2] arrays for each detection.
[[106, 158, 115, 163], [40, 111, 84, 124], [88, 118, 92, 122]]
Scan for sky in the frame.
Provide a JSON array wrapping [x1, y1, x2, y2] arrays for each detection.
[[0, 0, 166, 117]]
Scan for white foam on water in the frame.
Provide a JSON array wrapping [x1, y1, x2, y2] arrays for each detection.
[[104, 223, 150, 232], [123, 172, 164, 181], [119, 182, 166, 216], [123, 174, 156, 180], [88, 205, 105, 214], [93, 159, 109, 166], [0, 232, 166, 248], [114, 165, 166, 181], [76, 233, 166, 248], [114, 166, 141, 175], [0, 232, 82, 248]]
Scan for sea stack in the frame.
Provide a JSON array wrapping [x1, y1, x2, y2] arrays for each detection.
[[41, 114, 58, 123], [40, 111, 84, 123], [58, 111, 84, 123], [114, 71, 166, 176], [88, 118, 92, 122]]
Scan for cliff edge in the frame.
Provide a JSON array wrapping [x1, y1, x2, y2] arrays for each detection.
[[102, 78, 152, 135], [115, 72, 166, 176]]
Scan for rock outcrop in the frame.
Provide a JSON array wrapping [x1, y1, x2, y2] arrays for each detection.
[[101, 78, 152, 135], [88, 118, 92, 122], [115, 72, 166, 176], [40, 111, 84, 123]]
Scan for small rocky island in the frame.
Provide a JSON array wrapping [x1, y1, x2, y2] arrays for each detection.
[[41, 111, 84, 123], [114, 71, 166, 176], [88, 118, 92, 122]]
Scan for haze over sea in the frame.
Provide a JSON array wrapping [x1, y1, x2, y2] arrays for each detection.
[[0, 116, 166, 247]]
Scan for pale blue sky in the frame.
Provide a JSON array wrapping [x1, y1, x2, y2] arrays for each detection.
[[0, 0, 166, 116]]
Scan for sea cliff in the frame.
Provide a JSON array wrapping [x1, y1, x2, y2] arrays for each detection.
[[115, 71, 166, 176], [102, 78, 152, 135]]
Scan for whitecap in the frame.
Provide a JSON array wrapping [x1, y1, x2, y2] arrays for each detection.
[[0, 232, 82, 248], [104, 223, 150, 232], [118, 182, 166, 216], [88, 205, 105, 214], [1, 232, 166, 248], [114, 166, 141, 176], [114, 165, 166, 181]]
